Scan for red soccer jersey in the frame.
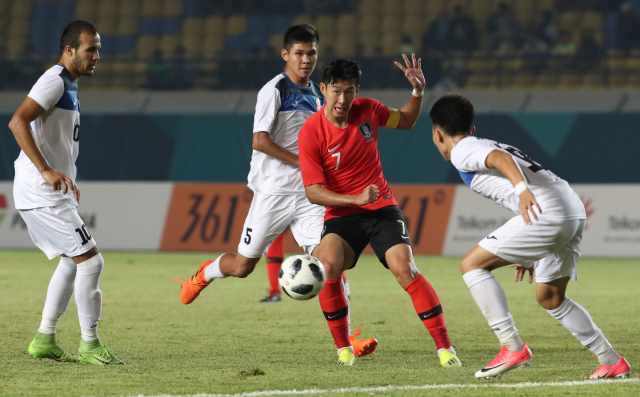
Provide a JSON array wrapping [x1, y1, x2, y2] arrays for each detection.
[[298, 97, 398, 220]]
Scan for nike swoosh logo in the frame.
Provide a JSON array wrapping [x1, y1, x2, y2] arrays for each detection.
[[598, 369, 612, 378], [480, 360, 511, 372], [74, 100, 78, 106], [328, 145, 340, 153], [327, 314, 339, 319], [80, 354, 110, 365], [50, 350, 61, 359]]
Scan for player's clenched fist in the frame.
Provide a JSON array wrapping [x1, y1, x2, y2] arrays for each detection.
[[356, 184, 379, 205]]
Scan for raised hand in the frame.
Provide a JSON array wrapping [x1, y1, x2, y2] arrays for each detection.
[[394, 53, 425, 91]]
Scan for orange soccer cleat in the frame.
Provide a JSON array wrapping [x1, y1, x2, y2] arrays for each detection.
[[172, 260, 212, 304], [350, 325, 378, 357]]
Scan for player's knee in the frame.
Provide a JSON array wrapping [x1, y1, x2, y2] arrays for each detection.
[[316, 255, 342, 279], [536, 290, 564, 310], [460, 254, 479, 274]]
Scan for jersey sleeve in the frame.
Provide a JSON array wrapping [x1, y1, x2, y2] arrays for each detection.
[[450, 138, 496, 172], [366, 98, 392, 127], [253, 84, 281, 133], [27, 73, 64, 111], [298, 121, 326, 186]]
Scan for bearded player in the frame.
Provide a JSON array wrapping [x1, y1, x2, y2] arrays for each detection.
[[9, 21, 123, 365], [298, 57, 461, 367]]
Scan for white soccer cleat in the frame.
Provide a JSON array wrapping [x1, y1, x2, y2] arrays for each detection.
[[475, 344, 532, 379]]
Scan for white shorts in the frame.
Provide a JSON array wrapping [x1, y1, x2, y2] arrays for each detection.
[[20, 202, 97, 260], [237, 191, 324, 258], [478, 216, 585, 283]]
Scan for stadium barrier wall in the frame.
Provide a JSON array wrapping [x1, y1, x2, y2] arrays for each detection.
[[2, 182, 639, 258], [2, 113, 640, 184]]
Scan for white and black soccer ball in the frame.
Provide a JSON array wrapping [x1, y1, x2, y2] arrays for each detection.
[[278, 254, 326, 300]]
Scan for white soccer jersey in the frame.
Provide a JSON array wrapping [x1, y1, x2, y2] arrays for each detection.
[[248, 73, 324, 195], [450, 136, 586, 221], [14, 64, 81, 210]]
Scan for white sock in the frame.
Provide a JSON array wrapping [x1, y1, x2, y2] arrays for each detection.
[[546, 296, 620, 366], [204, 255, 226, 282], [75, 254, 104, 342], [438, 346, 457, 358], [38, 257, 76, 334], [342, 276, 352, 334], [463, 269, 524, 352]]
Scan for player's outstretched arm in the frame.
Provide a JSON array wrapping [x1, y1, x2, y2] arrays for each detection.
[[9, 97, 76, 195], [253, 131, 300, 166], [393, 53, 425, 130], [305, 184, 378, 207], [485, 150, 542, 225]]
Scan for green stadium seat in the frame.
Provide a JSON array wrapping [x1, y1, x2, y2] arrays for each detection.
[[358, 0, 380, 16], [225, 15, 247, 36], [118, 0, 140, 18], [117, 17, 139, 36], [97, 0, 119, 18], [534, 71, 559, 89], [75, 0, 96, 21], [162, 0, 183, 17], [381, 32, 401, 55], [381, 15, 401, 34], [315, 15, 335, 34], [96, 17, 119, 36], [202, 35, 224, 57], [424, 0, 446, 16], [12, 0, 32, 18], [336, 14, 357, 35], [357, 15, 379, 35], [141, 0, 162, 18], [268, 34, 283, 51], [136, 35, 159, 58], [160, 34, 181, 58], [402, 0, 424, 16], [182, 18, 203, 37], [381, 0, 401, 16], [292, 15, 314, 27], [204, 16, 224, 36], [581, 11, 603, 30], [335, 35, 356, 56], [580, 72, 605, 89]]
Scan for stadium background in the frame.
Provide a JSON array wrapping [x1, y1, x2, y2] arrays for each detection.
[[0, 0, 639, 258]]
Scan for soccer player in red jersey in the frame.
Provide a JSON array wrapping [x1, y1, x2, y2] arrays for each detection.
[[298, 57, 461, 367]]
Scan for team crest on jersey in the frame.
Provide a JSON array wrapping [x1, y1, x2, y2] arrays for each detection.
[[359, 121, 373, 139], [316, 97, 322, 111]]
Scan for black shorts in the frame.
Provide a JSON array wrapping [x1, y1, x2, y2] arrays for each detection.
[[321, 205, 411, 268]]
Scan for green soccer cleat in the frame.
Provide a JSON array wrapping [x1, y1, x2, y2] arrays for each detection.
[[78, 340, 125, 365], [338, 348, 355, 366], [439, 349, 462, 368], [28, 332, 79, 363]]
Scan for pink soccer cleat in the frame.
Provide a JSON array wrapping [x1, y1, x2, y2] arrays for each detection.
[[590, 357, 630, 379], [475, 344, 533, 379]]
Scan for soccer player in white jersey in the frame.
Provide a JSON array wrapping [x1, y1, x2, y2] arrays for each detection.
[[429, 94, 630, 379], [173, 24, 377, 357], [8, 21, 123, 365]]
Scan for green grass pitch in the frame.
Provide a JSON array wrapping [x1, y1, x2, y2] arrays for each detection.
[[0, 250, 638, 397]]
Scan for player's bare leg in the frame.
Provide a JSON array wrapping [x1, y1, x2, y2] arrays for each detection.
[[535, 278, 629, 379], [385, 244, 460, 367], [312, 234, 377, 364], [173, 252, 261, 304]]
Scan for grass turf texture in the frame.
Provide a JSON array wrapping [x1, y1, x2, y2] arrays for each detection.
[[0, 250, 638, 397]]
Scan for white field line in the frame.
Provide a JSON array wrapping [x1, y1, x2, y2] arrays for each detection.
[[132, 378, 639, 397]]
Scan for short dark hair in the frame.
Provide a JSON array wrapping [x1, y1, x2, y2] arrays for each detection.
[[60, 20, 98, 53], [283, 24, 319, 50], [429, 94, 475, 136], [322, 59, 361, 87]]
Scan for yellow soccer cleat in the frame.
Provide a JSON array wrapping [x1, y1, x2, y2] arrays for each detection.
[[439, 349, 462, 368], [338, 348, 355, 366]]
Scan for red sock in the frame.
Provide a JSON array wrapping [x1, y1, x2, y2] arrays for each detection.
[[266, 234, 285, 296], [319, 278, 351, 349], [405, 274, 452, 350]]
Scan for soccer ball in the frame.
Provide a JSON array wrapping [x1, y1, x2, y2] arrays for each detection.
[[278, 254, 326, 300]]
